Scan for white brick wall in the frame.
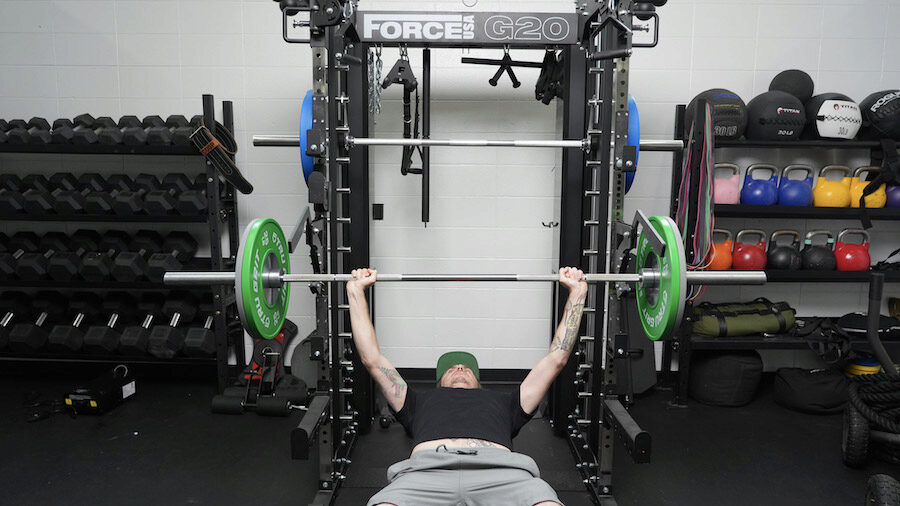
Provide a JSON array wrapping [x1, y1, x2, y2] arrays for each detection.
[[0, 0, 898, 370]]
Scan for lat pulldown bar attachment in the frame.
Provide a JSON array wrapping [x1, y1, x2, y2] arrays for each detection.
[[163, 216, 766, 343]]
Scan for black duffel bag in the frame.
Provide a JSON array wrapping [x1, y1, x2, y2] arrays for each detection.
[[773, 367, 847, 414]]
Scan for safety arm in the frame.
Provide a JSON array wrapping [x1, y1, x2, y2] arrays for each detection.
[[520, 288, 587, 414], [347, 286, 408, 412]]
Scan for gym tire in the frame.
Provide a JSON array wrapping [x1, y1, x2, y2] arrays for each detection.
[[843, 405, 870, 468], [865, 474, 900, 506]]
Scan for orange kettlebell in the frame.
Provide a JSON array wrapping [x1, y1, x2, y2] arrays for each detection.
[[709, 229, 733, 270]]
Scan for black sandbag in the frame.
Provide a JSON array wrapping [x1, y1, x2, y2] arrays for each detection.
[[773, 367, 847, 414], [689, 351, 763, 407]]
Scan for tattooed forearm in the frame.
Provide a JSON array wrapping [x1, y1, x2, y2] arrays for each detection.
[[551, 299, 584, 353], [377, 366, 407, 398]]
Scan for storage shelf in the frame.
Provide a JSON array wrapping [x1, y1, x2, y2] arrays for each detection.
[[0, 213, 208, 223], [0, 352, 215, 365], [0, 143, 198, 156], [714, 204, 900, 221], [690, 335, 900, 351], [715, 139, 881, 150], [0, 258, 222, 289]]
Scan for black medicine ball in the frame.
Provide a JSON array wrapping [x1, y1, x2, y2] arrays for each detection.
[[769, 69, 815, 103], [684, 88, 748, 140], [745, 90, 806, 140], [804, 93, 861, 140], [859, 89, 900, 140]]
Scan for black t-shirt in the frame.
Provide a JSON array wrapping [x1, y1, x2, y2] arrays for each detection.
[[390, 386, 535, 449]]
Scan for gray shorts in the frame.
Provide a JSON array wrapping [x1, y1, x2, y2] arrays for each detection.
[[366, 447, 562, 506]]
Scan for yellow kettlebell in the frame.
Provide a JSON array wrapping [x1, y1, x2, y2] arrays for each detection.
[[813, 165, 851, 207], [850, 166, 887, 208]]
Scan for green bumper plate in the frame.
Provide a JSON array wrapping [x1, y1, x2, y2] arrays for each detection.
[[635, 215, 686, 341], [235, 218, 291, 340]]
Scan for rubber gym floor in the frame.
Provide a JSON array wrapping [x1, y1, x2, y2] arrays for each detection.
[[1, 373, 893, 506]]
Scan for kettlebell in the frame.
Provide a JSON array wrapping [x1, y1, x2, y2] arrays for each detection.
[[835, 229, 871, 271], [767, 230, 802, 270], [732, 229, 767, 270], [801, 230, 836, 271], [709, 229, 733, 270], [887, 186, 900, 208], [813, 165, 851, 207], [713, 163, 741, 205], [777, 165, 814, 206], [740, 164, 779, 205], [849, 166, 887, 208]]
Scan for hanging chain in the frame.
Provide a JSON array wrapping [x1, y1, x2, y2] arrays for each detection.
[[368, 45, 383, 115], [374, 46, 383, 114]]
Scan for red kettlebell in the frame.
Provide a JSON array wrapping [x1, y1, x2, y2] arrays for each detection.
[[732, 229, 767, 270], [835, 229, 871, 271]]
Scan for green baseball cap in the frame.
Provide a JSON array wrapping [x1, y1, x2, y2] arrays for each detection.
[[436, 351, 480, 381]]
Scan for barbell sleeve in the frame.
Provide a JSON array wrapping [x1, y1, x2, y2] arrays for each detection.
[[164, 270, 765, 286]]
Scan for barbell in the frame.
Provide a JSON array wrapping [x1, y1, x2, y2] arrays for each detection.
[[164, 216, 767, 342], [251, 135, 685, 152]]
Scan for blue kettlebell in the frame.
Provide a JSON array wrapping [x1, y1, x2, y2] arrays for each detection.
[[778, 165, 814, 206], [740, 164, 779, 206]]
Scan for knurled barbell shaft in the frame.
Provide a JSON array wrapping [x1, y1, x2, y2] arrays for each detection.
[[251, 135, 685, 152], [252, 135, 584, 149], [163, 270, 766, 286]]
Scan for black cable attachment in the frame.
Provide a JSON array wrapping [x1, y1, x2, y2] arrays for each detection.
[[489, 47, 521, 88], [381, 47, 423, 176]]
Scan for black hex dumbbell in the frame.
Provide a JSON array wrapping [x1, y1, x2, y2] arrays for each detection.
[[147, 232, 199, 281], [183, 302, 215, 357], [46, 292, 103, 353], [71, 116, 122, 145], [81, 230, 132, 282], [145, 173, 194, 216], [148, 292, 197, 359], [116, 116, 147, 146], [113, 173, 160, 216], [18, 232, 69, 280], [48, 229, 102, 281], [83, 292, 137, 354], [0, 291, 31, 350], [0, 119, 9, 143], [0, 232, 41, 279], [0, 175, 26, 214], [52, 173, 105, 215], [50, 114, 95, 143], [177, 174, 209, 215], [118, 292, 165, 355], [84, 174, 133, 215], [20, 175, 58, 214], [7, 291, 68, 352], [6, 117, 52, 144], [112, 230, 164, 282], [165, 115, 199, 146]]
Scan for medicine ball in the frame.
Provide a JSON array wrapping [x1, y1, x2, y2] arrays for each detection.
[[745, 90, 806, 140], [803, 93, 862, 140], [684, 88, 747, 140], [859, 90, 900, 140], [769, 69, 815, 103]]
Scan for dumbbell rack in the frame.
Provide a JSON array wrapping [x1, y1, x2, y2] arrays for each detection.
[[0, 95, 241, 392], [664, 103, 900, 406]]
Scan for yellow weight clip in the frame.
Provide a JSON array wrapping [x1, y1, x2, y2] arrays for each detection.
[[850, 166, 886, 209], [813, 165, 852, 207]]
